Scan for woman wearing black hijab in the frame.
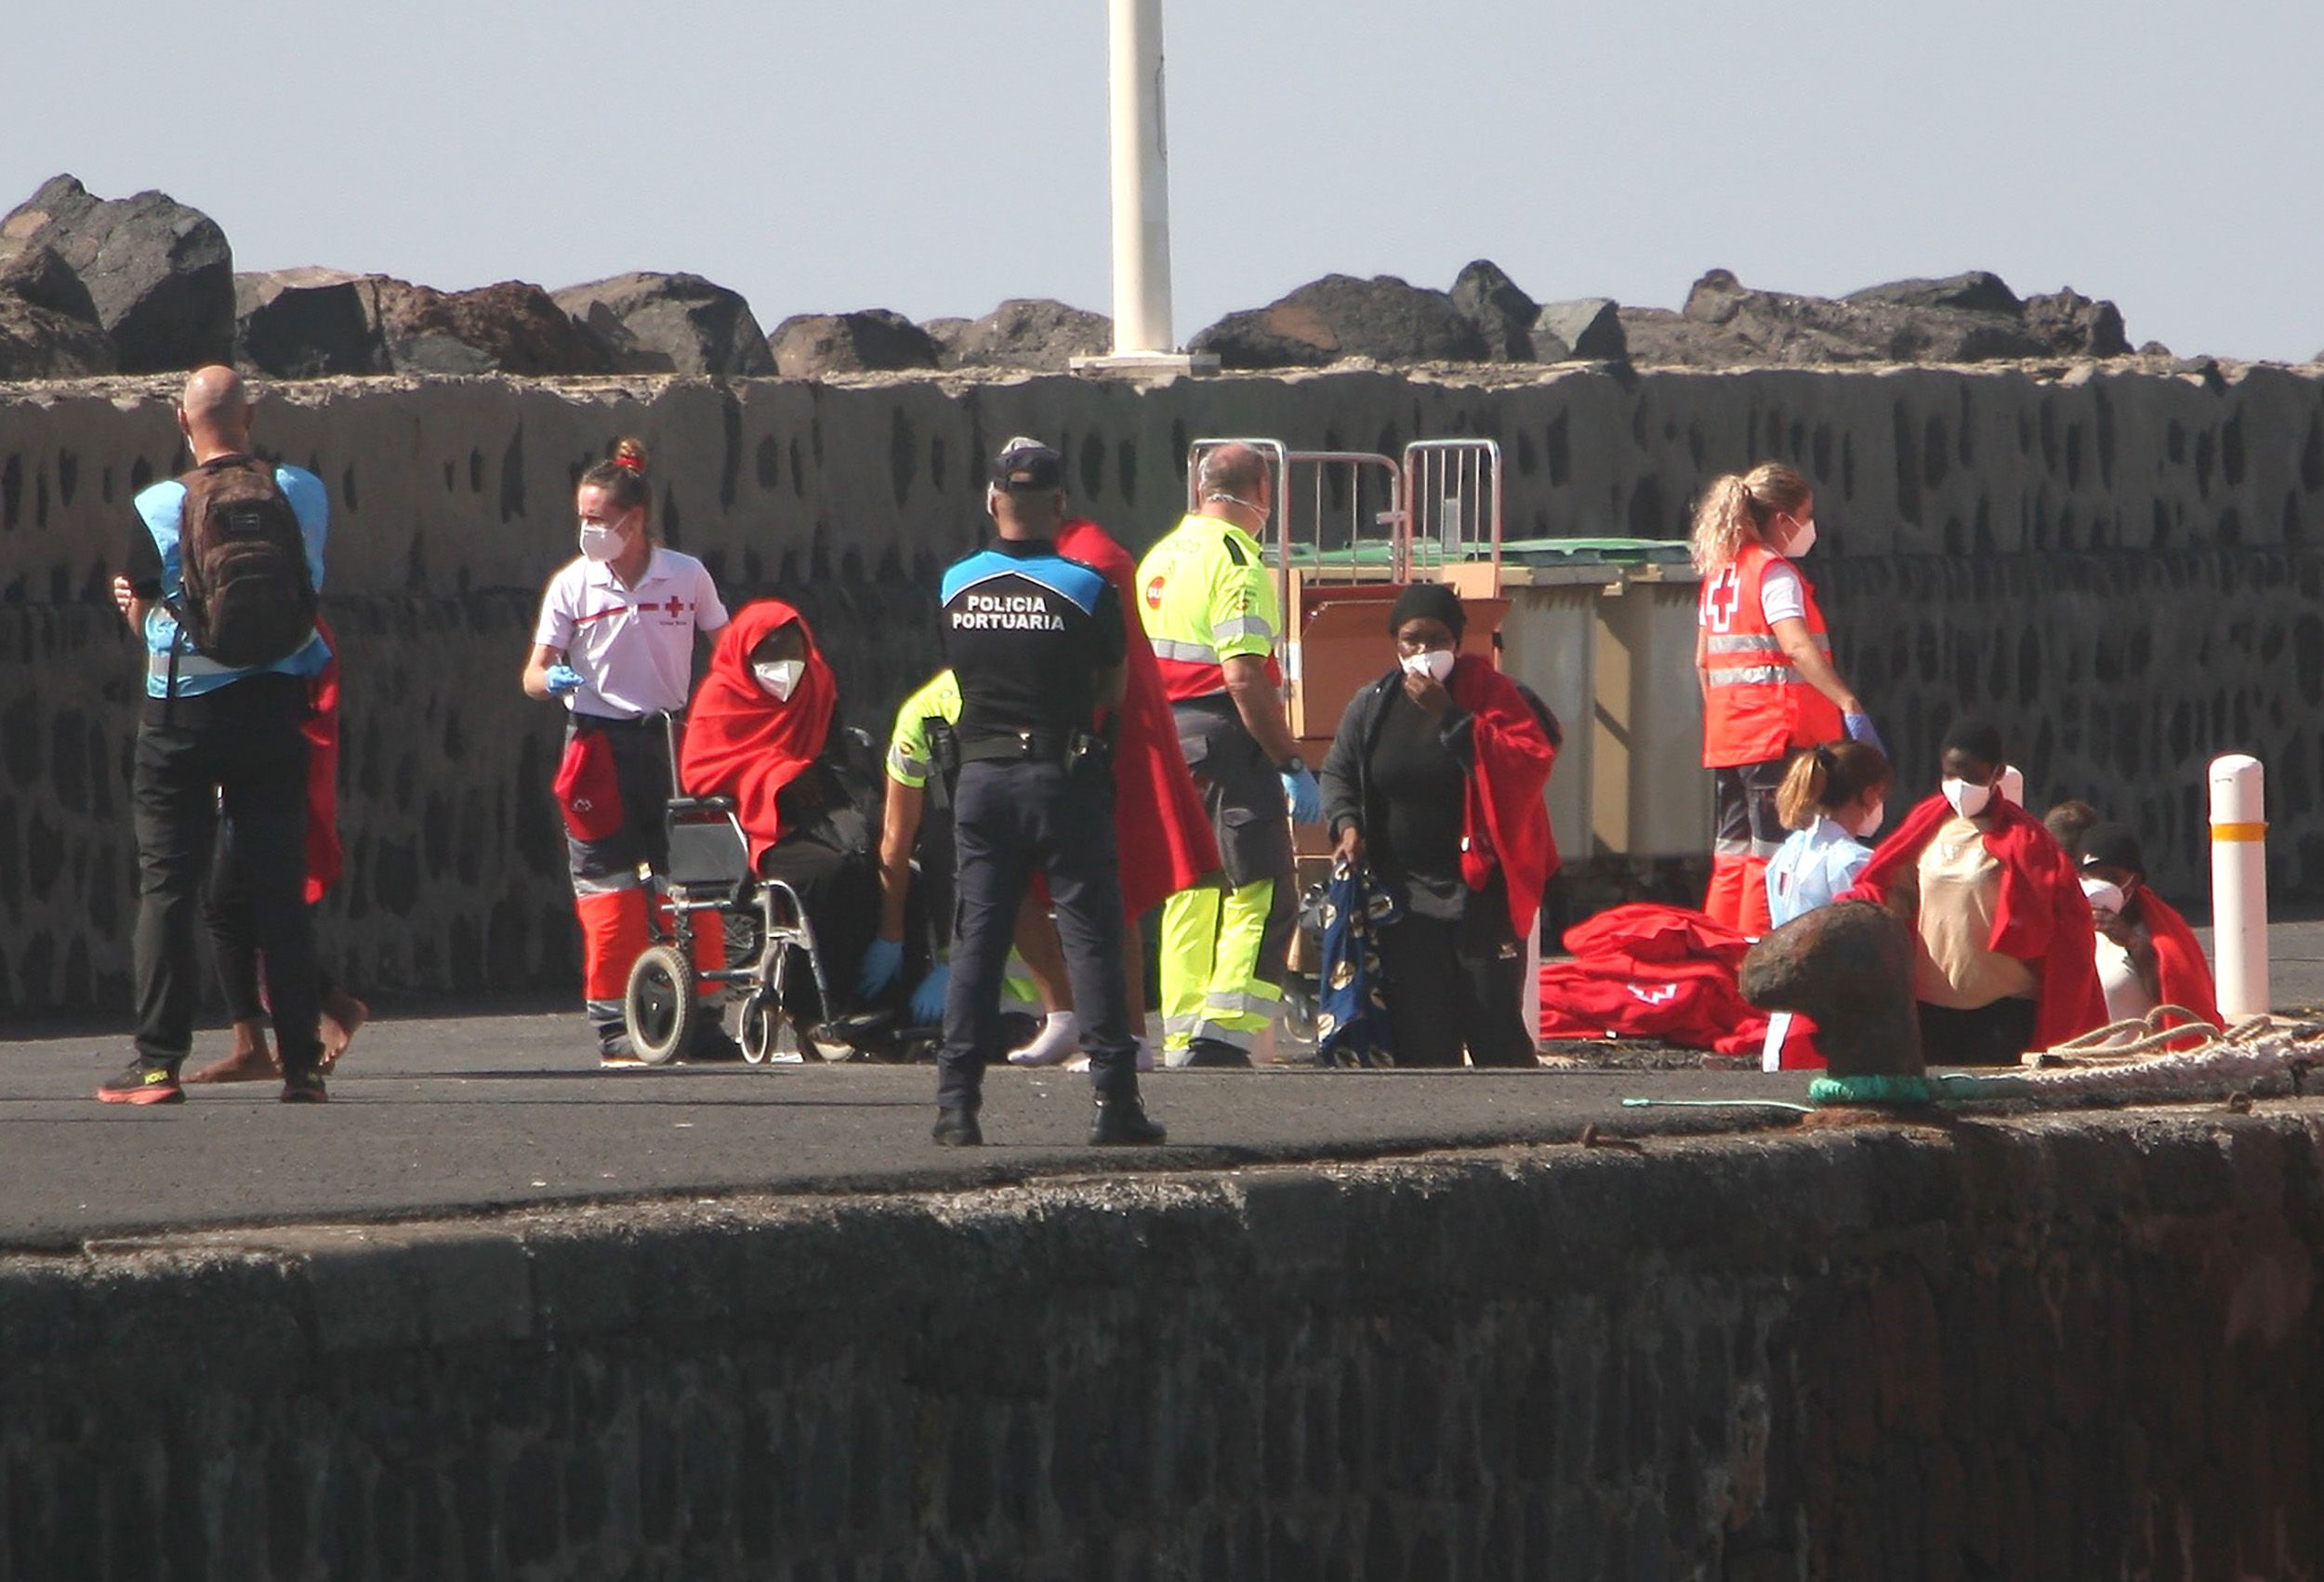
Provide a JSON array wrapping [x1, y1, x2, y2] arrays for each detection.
[[1317, 584, 1559, 1067]]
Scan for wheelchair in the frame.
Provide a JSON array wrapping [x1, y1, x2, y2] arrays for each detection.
[[621, 720, 931, 1066], [618, 791, 828, 1064]]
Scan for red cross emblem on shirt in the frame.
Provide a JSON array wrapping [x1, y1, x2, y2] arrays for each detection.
[[661, 596, 689, 618]]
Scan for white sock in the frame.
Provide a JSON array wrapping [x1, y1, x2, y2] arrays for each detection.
[[1008, 1010, 1080, 1066]]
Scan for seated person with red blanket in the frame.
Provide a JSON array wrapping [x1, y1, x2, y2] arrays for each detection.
[[2072, 820, 2222, 1043], [1842, 718, 2105, 1064], [680, 600, 882, 1023]]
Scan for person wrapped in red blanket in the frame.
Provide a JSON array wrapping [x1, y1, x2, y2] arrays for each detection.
[[1841, 718, 2105, 1064], [2069, 820, 2222, 1048], [1320, 582, 1558, 1066], [680, 600, 880, 1024]]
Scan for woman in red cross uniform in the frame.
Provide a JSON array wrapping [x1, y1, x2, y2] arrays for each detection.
[[1692, 461, 1882, 936], [522, 438, 733, 1064]]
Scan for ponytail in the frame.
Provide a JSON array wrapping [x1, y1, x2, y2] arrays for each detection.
[[579, 437, 654, 522], [1775, 746, 1831, 832], [1776, 740, 1894, 831], [1689, 460, 1809, 573]]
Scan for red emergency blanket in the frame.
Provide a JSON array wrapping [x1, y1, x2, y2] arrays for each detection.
[[1536, 903, 1769, 1055], [1056, 518, 1221, 914]]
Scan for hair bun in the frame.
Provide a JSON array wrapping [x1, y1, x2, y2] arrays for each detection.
[[612, 438, 650, 475]]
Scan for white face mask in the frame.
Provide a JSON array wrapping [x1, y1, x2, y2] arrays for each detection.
[[1400, 648, 1456, 683], [1779, 517, 1817, 558], [1941, 776, 1993, 819], [1846, 799, 1885, 839], [578, 522, 623, 562], [2080, 875, 2126, 915], [754, 658, 805, 702]]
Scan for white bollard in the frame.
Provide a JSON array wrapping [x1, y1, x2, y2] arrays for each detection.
[[2209, 754, 2270, 1022], [1106, 0, 1175, 356]]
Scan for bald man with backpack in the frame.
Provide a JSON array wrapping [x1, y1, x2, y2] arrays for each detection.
[[106, 366, 334, 1105]]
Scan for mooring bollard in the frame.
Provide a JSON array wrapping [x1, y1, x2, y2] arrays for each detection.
[[2209, 754, 2269, 1021]]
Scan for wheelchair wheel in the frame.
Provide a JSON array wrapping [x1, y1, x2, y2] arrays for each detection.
[[624, 943, 698, 1067], [738, 991, 782, 1064]]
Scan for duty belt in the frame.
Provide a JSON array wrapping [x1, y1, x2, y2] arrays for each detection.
[[573, 710, 681, 733], [958, 730, 1071, 764]]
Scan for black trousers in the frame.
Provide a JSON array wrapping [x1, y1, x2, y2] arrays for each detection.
[[759, 836, 881, 1025], [1918, 997, 2039, 1067], [940, 759, 1138, 1110], [1374, 878, 1536, 1068], [132, 677, 322, 1073]]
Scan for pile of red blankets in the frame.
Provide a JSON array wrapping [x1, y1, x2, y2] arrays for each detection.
[[1536, 903, 1770, 1057]]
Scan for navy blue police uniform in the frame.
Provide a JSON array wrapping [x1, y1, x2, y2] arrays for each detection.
[[932, 442, 1159, 1145]]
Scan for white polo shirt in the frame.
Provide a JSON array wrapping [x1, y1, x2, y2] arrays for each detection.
[[534, 547, 730, 718]]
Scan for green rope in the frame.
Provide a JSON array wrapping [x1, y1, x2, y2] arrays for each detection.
[[1807, 1071, 2033, 1106]]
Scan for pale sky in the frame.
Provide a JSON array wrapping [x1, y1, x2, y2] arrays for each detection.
[[9, 0, 2320, 363]]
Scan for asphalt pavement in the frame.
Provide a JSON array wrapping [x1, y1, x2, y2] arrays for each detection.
[[4, 920, 2317, 1254]]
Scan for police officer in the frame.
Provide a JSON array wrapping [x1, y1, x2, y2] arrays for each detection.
[[931, 440, 1163, 1147], [1136, 443, 1319, 1067]]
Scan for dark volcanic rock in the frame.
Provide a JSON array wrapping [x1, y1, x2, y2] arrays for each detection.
[[2022, 287, 2130, 358], [1450, 259, 1538, 361], [234, 269, 390, 377], [0, 243, 99, 327], [768, 310, 942, 377], [1189, 273, 1491, 369], [0, 174, 233, 372], [1739, 901, 1922, 1077], [1530, 297, 1627, 362], [933, 298, 1111, 371], [1626, 269, 2130, 368], [1843, 270, 2023, 316], [373, 279, 613, 376], [0, 294, 116, 378], [551, 271, 773, 376]]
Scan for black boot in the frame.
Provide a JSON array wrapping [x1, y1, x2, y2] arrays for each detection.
[[932, 1106, 984, 1147], [1089, 1094, 1167, 1146]]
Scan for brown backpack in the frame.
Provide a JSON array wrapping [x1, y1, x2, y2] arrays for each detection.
[[167, 455, 317, 669]]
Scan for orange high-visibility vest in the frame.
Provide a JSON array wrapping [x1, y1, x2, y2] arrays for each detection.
[[1698, 542, 1844, 768]]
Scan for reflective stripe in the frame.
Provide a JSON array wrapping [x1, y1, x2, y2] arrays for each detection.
[[1712, 835, 1755, 858], [1706, 665, 1805, 688], [1189, 1021, 1257, 1050], [1151, 637, 1220, 664], [886, 745, 925, 783], [1212, 615, 1274, 644], [1204, 987, 1282, 1016], [573, 871, 647, 897], [1705, 632, 1829, 656], [1162, 1013, 1201, 1036]]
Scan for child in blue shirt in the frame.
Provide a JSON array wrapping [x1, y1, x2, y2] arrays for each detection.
[[1765, 741, 1893, 927]]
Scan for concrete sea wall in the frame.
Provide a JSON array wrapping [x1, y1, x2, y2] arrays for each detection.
[[5, 1108, 2321, 1577], [2, 361, 2320, 1012]]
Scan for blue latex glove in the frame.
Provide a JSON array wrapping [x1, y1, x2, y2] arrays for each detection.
[[856, 935, 904, 998], [1842, 711, 1887, 758], [543, 663, 585, 697], [1282, 766, 1322, 825], [908, 962, 951, 1025]]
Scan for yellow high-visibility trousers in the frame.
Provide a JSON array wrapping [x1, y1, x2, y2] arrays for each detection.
[[1159, 876, 1286, 1057]]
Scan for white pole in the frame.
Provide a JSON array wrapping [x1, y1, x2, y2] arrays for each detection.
[[1108, 0, 1174, 356], [2208, 754, 2270, 1021]]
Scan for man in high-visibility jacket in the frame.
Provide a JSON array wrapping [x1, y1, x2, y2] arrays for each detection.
[[1136, 443, 1321, 1067]]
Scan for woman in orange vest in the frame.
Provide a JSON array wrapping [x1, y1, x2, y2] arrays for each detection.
[[1692, 461, 1881, 935]]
